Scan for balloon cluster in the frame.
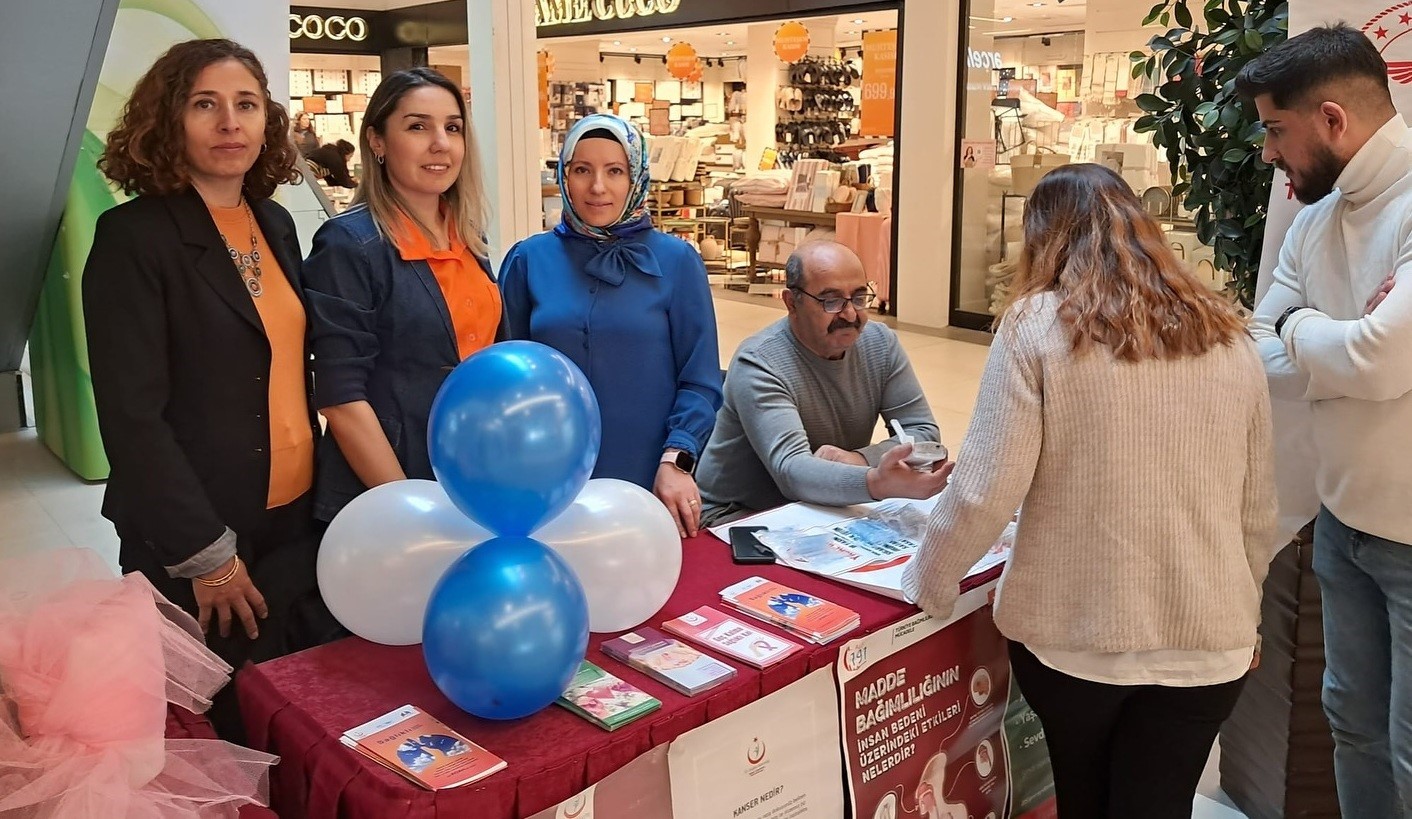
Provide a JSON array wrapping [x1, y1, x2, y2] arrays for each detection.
[[317, 342, 683, 720]]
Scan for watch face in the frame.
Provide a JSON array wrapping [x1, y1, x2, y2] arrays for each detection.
[[677, 451, 697, 472]]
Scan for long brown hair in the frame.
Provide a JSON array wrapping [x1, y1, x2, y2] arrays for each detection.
[[99, 39, 301, 200], [354, 68, 489, 259], [1004, 163, 1246, 362]]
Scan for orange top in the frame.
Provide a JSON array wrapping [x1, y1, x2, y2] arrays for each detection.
[[392, 213, 502, 360], [208, 203, 315, 509]]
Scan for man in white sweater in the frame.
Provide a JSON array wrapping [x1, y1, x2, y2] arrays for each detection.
[[1240, 25, 1412, 816]]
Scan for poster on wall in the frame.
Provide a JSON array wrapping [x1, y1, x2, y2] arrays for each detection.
[[669, 668, 844, 819], [527, 744, 674, 819], [837, 586, 1011, 819], [1254, 0, 1412, 549], [861, 30, 898, 137], [960, 140, 997, 170]]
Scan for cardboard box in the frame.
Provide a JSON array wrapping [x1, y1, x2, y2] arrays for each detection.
[[1009, 153, 1070, 196]]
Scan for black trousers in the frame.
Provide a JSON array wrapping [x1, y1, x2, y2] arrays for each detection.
[[119, 492, 345, 742], [1009, 641, 1247, 819]]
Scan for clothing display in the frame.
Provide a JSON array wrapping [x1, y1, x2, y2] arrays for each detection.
[[697, 319, 938, 518]]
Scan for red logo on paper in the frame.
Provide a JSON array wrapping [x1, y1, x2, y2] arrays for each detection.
[[1364, 3, 1412, 82], [747, 737, 767, 765]]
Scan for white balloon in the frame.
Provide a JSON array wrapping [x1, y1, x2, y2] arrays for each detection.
[[533, 479, 683, 633], [317, 480, 491, 645]]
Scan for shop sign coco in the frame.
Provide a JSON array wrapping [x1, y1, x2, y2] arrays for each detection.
[[289, 13, 369, 41], [537, 0, 683, 27]]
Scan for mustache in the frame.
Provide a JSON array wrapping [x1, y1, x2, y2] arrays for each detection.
[[828, 317, 862, 333]]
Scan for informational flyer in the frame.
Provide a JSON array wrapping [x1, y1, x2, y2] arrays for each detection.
[[715, 499, 1011, 601], [837, 585, 1010, 819], [527, 744, 673, 819], [669, 668, 844, 819], [1001, 679, 1058, 818]]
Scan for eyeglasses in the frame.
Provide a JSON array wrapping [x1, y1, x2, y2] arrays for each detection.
[[790, 287, 876, 314]]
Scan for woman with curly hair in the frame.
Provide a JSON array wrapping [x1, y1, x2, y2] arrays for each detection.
[[81, 39, 336, 736]]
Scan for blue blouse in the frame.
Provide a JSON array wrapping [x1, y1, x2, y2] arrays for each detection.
[[500, 226, 723, 489]]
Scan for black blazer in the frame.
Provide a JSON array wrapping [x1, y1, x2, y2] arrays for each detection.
[[82, 187, 319, 572]]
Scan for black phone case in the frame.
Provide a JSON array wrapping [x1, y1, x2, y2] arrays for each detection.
[[729, 526, 775, 565]]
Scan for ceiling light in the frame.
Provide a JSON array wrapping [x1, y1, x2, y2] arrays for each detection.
[[725, 40, 735, 45], [661, 36, 671, 43], [1003, 16, 1013, 22], [717, 31, 728, 36], [1030, 2, 1045, 5], [629, 47, 637, 52], [852, 18, 864, 24], [612, 40, 621, 45]]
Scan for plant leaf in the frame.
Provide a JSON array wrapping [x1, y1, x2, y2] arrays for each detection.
[[1175, 3, 1193, 29], [1136, 93, 1169, 112]]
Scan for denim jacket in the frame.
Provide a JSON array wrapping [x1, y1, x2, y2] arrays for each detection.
[[302, 205, 506, 521]]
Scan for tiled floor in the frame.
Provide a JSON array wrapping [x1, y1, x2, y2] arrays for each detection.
[[0, 290, 1245, 816]]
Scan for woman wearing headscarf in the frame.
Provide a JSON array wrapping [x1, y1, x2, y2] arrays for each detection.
[[501, 114, 723, 538]]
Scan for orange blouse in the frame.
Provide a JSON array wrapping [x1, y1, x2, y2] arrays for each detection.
[[207, 203, 314, 509], [392, 214, 501, 360]]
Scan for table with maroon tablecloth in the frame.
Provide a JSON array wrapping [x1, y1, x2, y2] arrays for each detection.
[[236, 534, 1000, 819], [165, 705, 279, 819]]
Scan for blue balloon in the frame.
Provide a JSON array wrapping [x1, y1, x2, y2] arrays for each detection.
[[429, 341, 601, 536], [423, 536, 589, 720]]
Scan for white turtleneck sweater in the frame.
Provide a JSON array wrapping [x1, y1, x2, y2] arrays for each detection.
[[1253, 115, 1412, 545]]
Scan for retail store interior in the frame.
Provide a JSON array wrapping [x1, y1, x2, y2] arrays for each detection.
[[283, 0, 1217, 332]]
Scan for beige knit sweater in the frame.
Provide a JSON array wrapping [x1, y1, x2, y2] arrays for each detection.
[[903, 293, 1279, 653]]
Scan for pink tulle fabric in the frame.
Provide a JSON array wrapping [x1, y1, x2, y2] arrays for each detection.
[[0, 549, 278, 818]]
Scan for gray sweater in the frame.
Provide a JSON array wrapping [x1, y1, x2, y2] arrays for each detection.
[[904, 294, 1278, 652], [697, 318, 939, 517]]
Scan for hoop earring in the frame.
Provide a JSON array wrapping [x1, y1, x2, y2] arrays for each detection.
[[260, 142, 266, 153], [376, 154, 385, 165]]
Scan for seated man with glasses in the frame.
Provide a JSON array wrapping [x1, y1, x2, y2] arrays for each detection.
[[696, 241, 950, 525]]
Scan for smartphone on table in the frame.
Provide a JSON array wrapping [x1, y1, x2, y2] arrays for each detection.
[[729, 525, 775, 565]]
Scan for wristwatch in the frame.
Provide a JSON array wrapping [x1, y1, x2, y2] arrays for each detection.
[[661, 448, 697, 474], [1274, 305, 1303, 338]]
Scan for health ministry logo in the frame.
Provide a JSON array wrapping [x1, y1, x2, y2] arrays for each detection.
[[747, 737, 767, 765], [1364, 2, 1412, 83]]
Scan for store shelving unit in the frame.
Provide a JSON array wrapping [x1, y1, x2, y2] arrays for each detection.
[[739, 206, 838, 296]]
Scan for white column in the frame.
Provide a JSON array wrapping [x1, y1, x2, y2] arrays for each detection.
[[468, 0, 541, 266], [894, 0, 963, 328], [744, 22, 782, 172]]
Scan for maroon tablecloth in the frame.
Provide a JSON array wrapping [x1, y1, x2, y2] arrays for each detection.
[[165, 705, 280, 819], [237, 534, 999, 818]]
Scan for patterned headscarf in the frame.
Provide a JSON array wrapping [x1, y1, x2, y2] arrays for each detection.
[[558, 113, 652, 240]]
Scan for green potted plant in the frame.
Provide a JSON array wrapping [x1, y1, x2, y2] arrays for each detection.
[[1130, 0, 1289, 308]]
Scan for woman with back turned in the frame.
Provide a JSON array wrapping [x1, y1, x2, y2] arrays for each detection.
[[904, 163, 1278, 818]]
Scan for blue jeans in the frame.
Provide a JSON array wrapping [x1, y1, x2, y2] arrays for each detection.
[[1314, 507, 1412, 818]]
